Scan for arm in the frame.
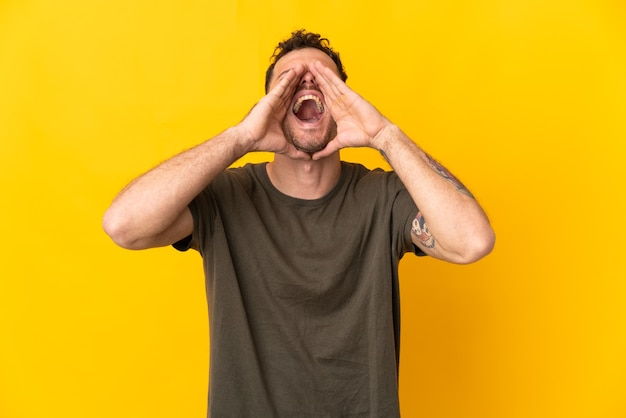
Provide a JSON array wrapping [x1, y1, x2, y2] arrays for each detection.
[[102, 64, 306, 250], [310, 62, 495, 264], [372, 125, 494, 263]]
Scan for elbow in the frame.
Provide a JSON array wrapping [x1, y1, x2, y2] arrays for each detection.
[[102, 208, 142, 250], [455, 227, 496, 265]]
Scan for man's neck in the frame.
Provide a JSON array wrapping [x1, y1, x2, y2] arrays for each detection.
[[266, 152, 342, 200]]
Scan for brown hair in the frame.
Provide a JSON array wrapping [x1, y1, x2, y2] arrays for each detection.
[[264, 29, 348, 93]]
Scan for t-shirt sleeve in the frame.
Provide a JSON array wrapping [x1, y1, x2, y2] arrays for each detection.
[[172, 234, 193, 251], [172, 186, 217, 255], [389, 173, 427, 258]]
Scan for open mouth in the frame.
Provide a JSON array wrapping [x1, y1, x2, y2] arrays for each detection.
[[292, 94, 325, 122]]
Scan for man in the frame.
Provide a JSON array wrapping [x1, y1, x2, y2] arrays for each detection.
[[103, 29, 495, 417]]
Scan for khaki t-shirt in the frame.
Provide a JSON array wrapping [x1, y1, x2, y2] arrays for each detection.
[[176, 162, 421, 417]]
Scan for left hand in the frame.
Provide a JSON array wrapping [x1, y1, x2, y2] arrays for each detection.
[[309, 61, 391, 159]]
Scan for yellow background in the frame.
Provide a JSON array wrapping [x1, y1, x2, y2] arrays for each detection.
[[1, 0, 625, 417]]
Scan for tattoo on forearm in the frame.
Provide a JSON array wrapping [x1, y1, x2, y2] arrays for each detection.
[[425, 154, 474, 198], [412, 212, 435, 249]]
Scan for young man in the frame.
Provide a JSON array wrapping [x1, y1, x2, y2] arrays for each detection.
[[103, 30, 495, 417]]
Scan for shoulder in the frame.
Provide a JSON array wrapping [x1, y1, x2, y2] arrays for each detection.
[[341, 162, 404, 190], [211, 163, 266, 190]]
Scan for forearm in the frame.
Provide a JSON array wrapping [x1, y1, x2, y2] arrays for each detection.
[[373, 124, 495, 263], [103, 127, 252, 249]]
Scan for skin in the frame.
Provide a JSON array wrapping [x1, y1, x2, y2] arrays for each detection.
[[275, 50, 338, 154], [102, 47, 495, 264]]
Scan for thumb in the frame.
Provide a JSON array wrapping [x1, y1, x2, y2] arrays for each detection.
[[312, 138, 342, 160]]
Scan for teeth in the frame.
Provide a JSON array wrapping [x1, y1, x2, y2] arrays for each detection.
[[293, 94, 324, 113]]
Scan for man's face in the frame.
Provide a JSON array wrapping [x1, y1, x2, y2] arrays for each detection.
[[268, 48, 341, 154]]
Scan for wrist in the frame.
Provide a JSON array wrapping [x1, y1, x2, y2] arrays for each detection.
[[228, 125, 257, 154], [370, 123, 400, 155]]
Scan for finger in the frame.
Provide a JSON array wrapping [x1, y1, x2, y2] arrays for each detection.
[[264, 64, 305, 118], [311, 63, 356, 119], [311, 61, 348, 101], [312, 139, 342, 160], [275, 62, 305, 85], [272, 63, 305, 100]]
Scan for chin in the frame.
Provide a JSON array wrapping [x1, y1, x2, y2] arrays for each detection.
[[290, 134, 330, 154], [283, 119, 337, 154]]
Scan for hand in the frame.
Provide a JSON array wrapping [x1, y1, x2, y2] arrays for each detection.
[[310, 61, 391, 160], [236, 63, 307, 158]]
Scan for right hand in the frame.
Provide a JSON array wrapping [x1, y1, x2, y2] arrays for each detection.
[[236, 64, 307, 158]]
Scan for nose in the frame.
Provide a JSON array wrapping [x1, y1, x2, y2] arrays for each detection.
[[300, 71, 317, 86]]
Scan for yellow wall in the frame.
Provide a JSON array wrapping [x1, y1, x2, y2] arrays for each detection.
[[1, 0, 625, 417]]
